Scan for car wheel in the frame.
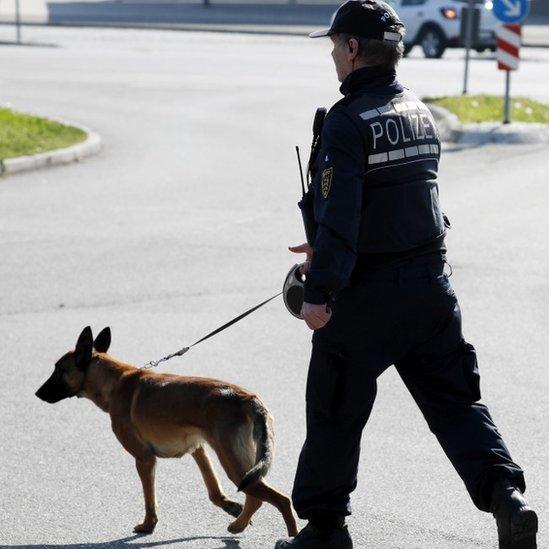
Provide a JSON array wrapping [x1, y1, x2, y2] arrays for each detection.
[[419, 26, 446, 59]]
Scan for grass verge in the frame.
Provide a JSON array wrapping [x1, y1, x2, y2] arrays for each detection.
[[424, 95, 549, 124], [0, 107, 87, 161]]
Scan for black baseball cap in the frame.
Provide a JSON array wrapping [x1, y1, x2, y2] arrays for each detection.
[[309, 0, 404, 42]]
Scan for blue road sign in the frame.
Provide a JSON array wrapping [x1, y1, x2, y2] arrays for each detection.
[[493, 0, 530, 24]]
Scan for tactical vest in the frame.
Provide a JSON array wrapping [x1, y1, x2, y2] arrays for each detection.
[[322, 87, 446, 255]]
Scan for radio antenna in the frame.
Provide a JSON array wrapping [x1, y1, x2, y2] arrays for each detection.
[[295, 146, 306, 197]]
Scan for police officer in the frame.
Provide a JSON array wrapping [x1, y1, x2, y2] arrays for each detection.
[[276, 1, 538, 548]]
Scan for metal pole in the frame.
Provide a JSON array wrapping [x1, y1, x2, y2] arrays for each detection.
[[15, 0, 22, 44], [462, 0, 475, 95], [503, 70, 511, 124]]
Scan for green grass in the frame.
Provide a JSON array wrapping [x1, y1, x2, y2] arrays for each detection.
[[424, 95, 549, 124], [0, 107, 87, 161]]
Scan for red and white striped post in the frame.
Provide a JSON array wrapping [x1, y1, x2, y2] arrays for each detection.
[[496, 24, 522, 124]]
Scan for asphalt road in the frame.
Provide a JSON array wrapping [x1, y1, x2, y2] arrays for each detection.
[[0, 26, 548, 549], [0, 1, 548, 47]]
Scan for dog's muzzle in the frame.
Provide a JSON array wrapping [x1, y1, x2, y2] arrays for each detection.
[[283, 264, 305, 319], [35, 373, 77, 403]]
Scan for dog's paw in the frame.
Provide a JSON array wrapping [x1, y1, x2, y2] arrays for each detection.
[[222, 500, 243, 518], [227, 520, 247, 534], [133, 521, 157, 534]]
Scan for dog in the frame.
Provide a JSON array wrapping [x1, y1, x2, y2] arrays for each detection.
[[35, 326, 298, 537]]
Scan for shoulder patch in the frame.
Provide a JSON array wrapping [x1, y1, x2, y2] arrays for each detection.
[[321, 167, 333, 199]]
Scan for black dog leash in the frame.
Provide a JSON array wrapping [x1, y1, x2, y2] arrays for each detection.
[[141, 291, 283, 369]]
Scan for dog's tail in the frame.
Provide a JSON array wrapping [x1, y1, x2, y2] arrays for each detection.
[[238, 397, 275, 492]]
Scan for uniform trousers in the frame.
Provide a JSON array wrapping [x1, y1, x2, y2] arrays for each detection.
[[292, 255, 525, 519]]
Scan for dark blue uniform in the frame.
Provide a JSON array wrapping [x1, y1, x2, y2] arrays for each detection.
[[292, 65, 525, 520]]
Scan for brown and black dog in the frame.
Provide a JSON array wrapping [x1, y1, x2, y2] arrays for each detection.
[[35, 326, 298, 537]]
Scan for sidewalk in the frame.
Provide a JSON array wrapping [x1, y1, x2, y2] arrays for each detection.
[[0, 0, 548, 46], [524, 25, 549, 47], [0, 1, 334, 27]]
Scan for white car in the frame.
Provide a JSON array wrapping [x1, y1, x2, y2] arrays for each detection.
[[387, 0, 500, 58]]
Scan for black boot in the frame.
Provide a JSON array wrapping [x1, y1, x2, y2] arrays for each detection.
[[490, 478, 538, 549], [274, 516, 352, 549]]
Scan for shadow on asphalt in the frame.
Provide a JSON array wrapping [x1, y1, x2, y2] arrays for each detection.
[[0, 534, 241, 549]]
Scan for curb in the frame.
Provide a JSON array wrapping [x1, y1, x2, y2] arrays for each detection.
[[425, 103, 549, 145], [0, 20, 548, 45], [0, 119, 101, 177], [426, 103, 463, 143], [0, 19, 314, 37]]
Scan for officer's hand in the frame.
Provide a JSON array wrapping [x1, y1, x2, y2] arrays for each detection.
[[289, 242, 313, 275], [301, 302, 332, 330]]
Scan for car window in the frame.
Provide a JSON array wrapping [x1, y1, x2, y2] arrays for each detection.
[[401, 0, 427, 5]]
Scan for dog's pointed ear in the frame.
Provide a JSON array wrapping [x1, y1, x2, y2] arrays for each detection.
[[74, 326, 93, 370], [93, 327, 111, 353]]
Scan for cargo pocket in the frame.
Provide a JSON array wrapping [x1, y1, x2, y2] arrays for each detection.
[[305, 343, 340, 421], [329, 351, 347, 419], [461, 341, 481, 403]]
